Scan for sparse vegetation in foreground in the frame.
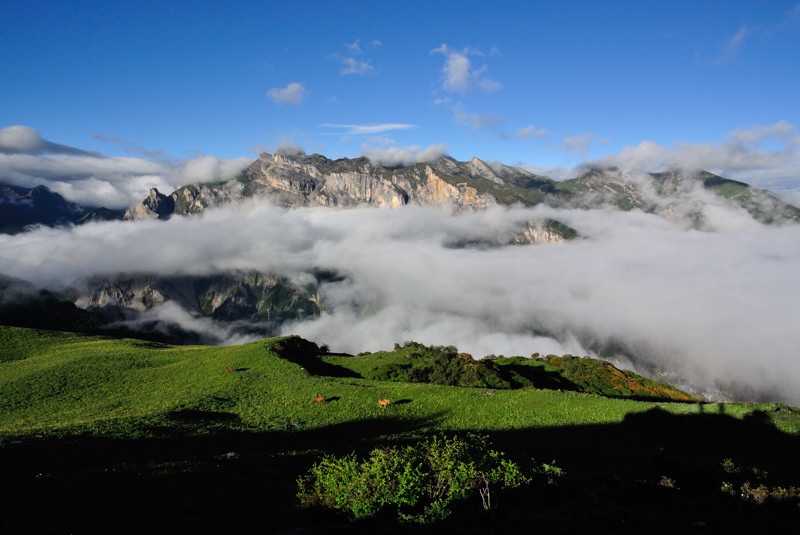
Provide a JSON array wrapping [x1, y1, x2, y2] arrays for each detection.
[[297, 433, 545, 524], [1, 326, 799, 533]]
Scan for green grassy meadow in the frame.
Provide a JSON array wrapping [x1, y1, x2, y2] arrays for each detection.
[[2, 325, 799, 533]]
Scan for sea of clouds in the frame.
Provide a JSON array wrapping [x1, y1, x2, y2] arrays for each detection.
[[1, 197, 799, 404]]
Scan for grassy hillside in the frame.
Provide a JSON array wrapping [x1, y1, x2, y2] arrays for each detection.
[[0, 329, 704, 437], [1, 326, 799, 533]]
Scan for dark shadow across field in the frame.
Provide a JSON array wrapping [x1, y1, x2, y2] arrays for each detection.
[[497, 362, 580, 392], [1, 408, 798, 534], [271, 337, 362, 378]]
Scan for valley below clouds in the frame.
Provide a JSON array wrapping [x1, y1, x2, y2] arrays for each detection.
[[1, 197, 799, 405]]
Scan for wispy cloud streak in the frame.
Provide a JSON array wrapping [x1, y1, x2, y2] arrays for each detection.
[[319, 123, 417, 135]]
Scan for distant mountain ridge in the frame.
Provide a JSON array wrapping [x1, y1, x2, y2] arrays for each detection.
[[4, 152, 798, 235], [556, 167, 800, 225], [124, 150, 800, 228], [0, 183, 122, 234]]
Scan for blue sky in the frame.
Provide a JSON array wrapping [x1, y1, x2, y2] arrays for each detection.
[[2, 0, 800, 205]]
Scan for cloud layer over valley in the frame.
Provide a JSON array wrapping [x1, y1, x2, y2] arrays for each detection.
[[2, 193, 799, 405], [0, 126, 252, 210]]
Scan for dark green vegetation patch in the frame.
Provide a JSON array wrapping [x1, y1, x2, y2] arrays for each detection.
[[322, 341, 698, 402]]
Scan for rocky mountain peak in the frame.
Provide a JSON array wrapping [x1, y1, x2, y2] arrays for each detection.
[[124, 188, 175, 220]]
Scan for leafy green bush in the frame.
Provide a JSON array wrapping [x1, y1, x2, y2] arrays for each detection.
[[296, 433, 546, 523], [364, 342, 696, 400], [374, 342, 511, 389]]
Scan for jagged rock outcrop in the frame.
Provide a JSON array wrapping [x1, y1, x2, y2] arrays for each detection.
[[74, 271, 322, 324], [241, 151, 505, 209], [124, 188, 176, 220], [123, 150, 552, 220]]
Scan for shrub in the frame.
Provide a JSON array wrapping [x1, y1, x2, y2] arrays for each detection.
[[379, 342, 512, 389], [296, 433, 544, 524]]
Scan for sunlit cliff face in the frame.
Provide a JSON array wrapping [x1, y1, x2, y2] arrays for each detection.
[[1, 191, 799, 405]]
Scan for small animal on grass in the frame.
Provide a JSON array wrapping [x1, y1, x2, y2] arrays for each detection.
[[378, 398, 391, 409], [315, 395, 325, 404], [225, 366, 235, 372]]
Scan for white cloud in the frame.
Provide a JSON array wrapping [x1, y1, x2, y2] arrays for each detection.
[[92, 133, 172, 161], [724, 120, 798, 147], [517, 125, 550, 139], [441, 49, 471, 92], [477, 75, 503, 92], [168, 154, 253, 186], [266, 82, 308, 105], [320, 123, 417, 135], [562, 134, 592, 156], [721, 25, 749, 63], [344, 38, 381, 55], [0, 127, 251, 209], [562, 133, 611, 156], [340, 57, 374, 75], [0, 125, 97, 156], [360, 140, 448, 166], [432, 43, 502, 93], [522, 163, 580, 181], [345, 39, 362, 54], [0, 125, 44, 153], [334, 39, 380, 75], [453, 106, 504, 130], [120, 301, 254, 346], [590, 122, 800, 193]]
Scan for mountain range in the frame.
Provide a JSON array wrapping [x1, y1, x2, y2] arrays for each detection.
[[122, 150, 800, 228], [5, 150, 799, 235]]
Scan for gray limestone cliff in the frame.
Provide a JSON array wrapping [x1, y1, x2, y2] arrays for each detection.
[[123, 150, 550, 219], [123, 150, 574, 243], [124, 150, 800, 234]]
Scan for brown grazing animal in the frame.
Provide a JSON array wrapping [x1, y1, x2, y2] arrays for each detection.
[[378, 398, 391, 409], [315, 395, 325, 404], [225, 366, 234, 372]]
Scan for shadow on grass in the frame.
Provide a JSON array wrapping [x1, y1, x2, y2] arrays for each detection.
[[0, 412, 445, 534], [497, 362, 580, 392], [1, 407, 798, 534], [165, 409, 241, 424], [271, 336, 361, 378]]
